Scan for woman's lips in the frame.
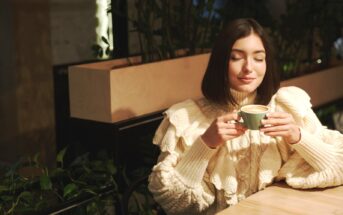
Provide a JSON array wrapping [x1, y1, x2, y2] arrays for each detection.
[[238, 77, 256, 84]]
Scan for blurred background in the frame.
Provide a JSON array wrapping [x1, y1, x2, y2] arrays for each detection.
[[0, 0, 342, 214]]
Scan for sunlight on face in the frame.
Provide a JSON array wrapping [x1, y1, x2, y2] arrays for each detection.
[[228, 33, 267, 93]]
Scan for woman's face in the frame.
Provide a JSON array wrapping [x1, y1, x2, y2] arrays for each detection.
[[228, 33, 266, 93]]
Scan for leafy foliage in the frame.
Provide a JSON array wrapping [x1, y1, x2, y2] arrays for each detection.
[[110, 0, 343, 79], [112, 0, 222, 62], [0, 149, 119, 215], [270, 0, 343, 79]]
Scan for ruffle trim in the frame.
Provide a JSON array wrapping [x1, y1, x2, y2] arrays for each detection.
[[153, 99, 280, 204], [153, 99, 210, 153]]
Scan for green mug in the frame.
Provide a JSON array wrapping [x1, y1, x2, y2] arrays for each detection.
[[239, 104, 270, 130]]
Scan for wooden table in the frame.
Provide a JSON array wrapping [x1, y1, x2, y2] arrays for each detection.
[[216, 183, 343, 215]]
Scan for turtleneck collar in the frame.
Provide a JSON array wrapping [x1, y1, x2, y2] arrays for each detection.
[[196, 89, 257, 117], [228, 88, 257, 111]]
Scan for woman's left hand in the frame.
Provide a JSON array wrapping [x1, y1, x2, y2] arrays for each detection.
[[260, 112, 301, 144]]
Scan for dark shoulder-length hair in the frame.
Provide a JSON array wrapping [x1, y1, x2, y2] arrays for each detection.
[[201, 18, 280, 106]]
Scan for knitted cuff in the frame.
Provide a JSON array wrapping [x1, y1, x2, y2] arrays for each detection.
[[175, 137, 218, 187], [292, 128, 336, 171]]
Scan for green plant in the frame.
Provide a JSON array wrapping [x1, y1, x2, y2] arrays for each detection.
[[123, 0, 343, 78], [122, 168, 160, 215], [271, 0, 343, 79], [0, 148, 119, 215], [113, 0, 221, 63]]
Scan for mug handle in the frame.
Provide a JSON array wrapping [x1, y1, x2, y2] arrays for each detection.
[[236, 111, 246, 127]]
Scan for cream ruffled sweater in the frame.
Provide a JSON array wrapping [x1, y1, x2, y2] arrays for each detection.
[[148, 86, 343, 215]]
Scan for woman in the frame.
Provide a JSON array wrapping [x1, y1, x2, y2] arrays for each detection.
[[148, 18, 343, 215]]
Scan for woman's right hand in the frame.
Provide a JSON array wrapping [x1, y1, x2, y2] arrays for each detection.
[[201, 112, 247, 148]]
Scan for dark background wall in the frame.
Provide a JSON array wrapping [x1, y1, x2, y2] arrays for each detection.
[[0, 0, 117, 166], [0, 0, 55, 166]]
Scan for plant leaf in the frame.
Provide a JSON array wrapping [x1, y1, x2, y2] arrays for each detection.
[[56, 147, 68, 163], [0, 185, 9, 192], [18, 191, 33, 203], [106, 160, 117, 175], [83, 188, 97, 196], [101, 36, 109, 45], [105, 47, 110, 55], [0, 195, 13, 201], [40, 175, 52, 190], [70, 153, 89, 166], [50, 167, 65, 177], [33, 153, 40, 166], [63, 183, 78, 198]]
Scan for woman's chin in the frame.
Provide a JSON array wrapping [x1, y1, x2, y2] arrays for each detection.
[[233, 86, 257, 93]]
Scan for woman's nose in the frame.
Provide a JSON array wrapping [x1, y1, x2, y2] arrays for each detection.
[[243, 58, 253, 73]]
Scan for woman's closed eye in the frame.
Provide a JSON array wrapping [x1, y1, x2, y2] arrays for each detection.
[[254, 57, 265, 62], [230, 54, 244, 61], [253, 53, 266, 62]]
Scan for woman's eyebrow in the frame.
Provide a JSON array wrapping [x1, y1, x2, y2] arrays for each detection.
[[254, 50, 266, 54], [231, 49, 266, 54]]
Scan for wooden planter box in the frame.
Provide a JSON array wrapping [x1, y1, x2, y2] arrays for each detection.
[[69, 55, 343, 123], [68, 54, 209, 123]]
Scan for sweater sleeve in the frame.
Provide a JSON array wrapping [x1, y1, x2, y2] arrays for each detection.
[[148, 100, 218, 214], [275, 87, 343, 188]]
